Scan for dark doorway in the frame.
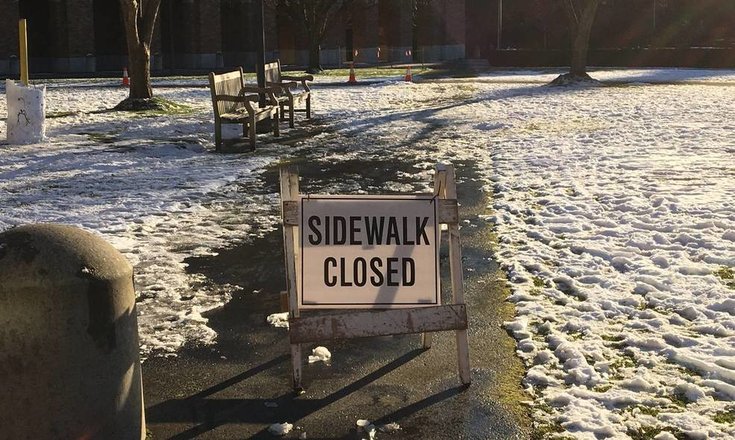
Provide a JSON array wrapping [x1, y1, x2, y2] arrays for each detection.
[[93, 0, 126, 72]]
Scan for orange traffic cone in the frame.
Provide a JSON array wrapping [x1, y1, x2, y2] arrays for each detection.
[[347, 62, 357, 84], [122, 67, 130, 87], [404, 65, 412, 82]]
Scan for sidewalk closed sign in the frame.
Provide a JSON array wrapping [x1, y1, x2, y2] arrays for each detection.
[[299, 195, 440, 308]]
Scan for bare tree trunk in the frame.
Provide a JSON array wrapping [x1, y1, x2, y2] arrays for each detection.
[[119, 0, 162, 101], [127, 41, 153, 99], [562, 0, 600, 77], [570, 0, 600, 76], [308, 43, 322, 73]]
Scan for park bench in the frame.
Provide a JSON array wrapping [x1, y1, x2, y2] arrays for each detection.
[[208, 67, 280, 151], [259, 60, 313, 128]]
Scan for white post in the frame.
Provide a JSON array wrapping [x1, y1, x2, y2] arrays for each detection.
[[280, 166, 303, 392]]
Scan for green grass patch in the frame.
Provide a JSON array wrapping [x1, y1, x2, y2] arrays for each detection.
[[137, 97, 193, 116], [530, 422, 567, 440], [715, 266, 735, 289], [608, 356, 636, 380], [669, 391, 689, 407], [601, 334, 626, 343], [533, 276, 546, 288], [593, 383, 613, 392], [80, 130, 121, 144], [627, 405, 661, 417], [713, 406, 735, 424], [47, 110, 78, 118], [715, 266, 734, 280], [113, 96, 193, 116], [628, 427, 685, 440], [317, 66, 435, 78]]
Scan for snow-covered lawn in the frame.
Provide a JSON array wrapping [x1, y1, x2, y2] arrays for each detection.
[[2, 69, 734, 438]]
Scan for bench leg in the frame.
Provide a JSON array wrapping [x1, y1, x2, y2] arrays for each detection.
[[306, 96, 311, 119], [289, 103, 295, 129], [273, 111, 280, 137], [214, 121, 222, 151], [249, 117, 256, 150]]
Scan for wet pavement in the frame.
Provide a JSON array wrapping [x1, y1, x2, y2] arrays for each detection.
[[142, 133, 531, 439]]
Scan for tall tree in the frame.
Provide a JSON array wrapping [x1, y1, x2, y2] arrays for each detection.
[[560, 0, 600, 79], [273, 0, 348, 73], [118, 0, 162, 102]]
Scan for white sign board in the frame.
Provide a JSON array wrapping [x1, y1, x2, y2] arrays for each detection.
[[299, 195, 440, 309]]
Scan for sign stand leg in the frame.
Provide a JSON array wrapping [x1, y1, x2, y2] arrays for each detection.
[[280, 166, 303, 392], [441, 164, 471, 385], [421, 167, 447, 350]]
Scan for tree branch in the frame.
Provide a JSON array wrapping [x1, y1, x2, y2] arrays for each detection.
[[140, 0, 162, 44]]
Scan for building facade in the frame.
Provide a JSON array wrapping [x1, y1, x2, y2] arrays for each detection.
[[1, 0, 734, 77], [0, 0, 467, 76]]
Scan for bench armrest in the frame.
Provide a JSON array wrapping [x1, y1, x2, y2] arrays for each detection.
[[281, 74, 314, 82], [214, 94, 260, 115], [241, 86, 280, 107], [281, 75, 312, 93], [241, 85, 278, 94], [267, 80, 298, 90]]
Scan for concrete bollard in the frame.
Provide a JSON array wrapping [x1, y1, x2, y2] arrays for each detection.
[[0, 224, 145, 440]]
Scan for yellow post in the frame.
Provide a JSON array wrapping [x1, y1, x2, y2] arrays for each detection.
[[19, 19, 29, 86]]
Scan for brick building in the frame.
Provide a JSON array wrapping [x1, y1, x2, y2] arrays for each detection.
[[0, 0, 467, 76], [1, 0, 734, 77]]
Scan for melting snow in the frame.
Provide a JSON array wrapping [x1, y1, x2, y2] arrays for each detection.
[[308, 346, 332, 364], [2, 69, 735, 437]]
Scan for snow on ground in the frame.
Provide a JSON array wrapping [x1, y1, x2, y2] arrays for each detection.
[[0, 84, 283, 357], [2, 69, 734, 437]]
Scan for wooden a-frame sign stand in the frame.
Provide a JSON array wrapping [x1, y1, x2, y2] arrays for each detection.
[[280, 164, 471, 391]]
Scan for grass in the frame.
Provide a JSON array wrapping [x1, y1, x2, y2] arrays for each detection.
[[80, 130, 121, 144], [46, 110, 79, 118], [136, 97, 193, 116], [600, 334, 626, 343], [712, 406, 735, 424], [113, 96, 193, 116], [607, 354, 636, 380], [715, 266, 734, 279], [715, 266, 735, 289], [627, 405, 661, 417], [317, 66, 435, 79], [530, 422, 568, 440], [628, 427, 685, 440], [669, 390, 689, 407]]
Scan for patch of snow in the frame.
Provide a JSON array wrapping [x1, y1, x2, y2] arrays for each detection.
[[267, 422, 293, 436], [267, 312, 290, 329], [308, 346, 332, 364]]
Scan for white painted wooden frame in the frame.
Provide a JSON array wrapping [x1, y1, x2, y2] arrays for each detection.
[[279, 164, 471, 391]]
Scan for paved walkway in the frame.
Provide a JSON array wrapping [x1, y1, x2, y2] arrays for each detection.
[[142, 157, 531, 439]]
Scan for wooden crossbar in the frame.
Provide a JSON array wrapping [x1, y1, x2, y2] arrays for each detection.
[[289, 305, 467, 344]]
